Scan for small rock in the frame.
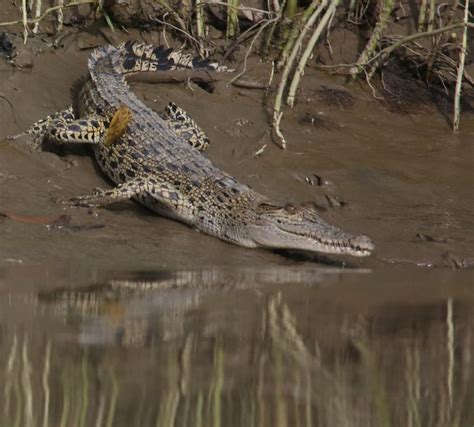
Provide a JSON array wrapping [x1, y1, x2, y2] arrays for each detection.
[[13, 44, 34, 68], [76, 34, 101, 50], [299, 112, 339, 130], [325, 194, 347, 208]]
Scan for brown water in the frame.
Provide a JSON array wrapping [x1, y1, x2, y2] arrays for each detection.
[[1, 265, 474, 427], [1, 27, 474, 427]]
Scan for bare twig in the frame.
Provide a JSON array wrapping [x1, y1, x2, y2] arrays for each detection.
[[152, 16, 204, 53], [228, 18, 276, 85], [195, 1, 276, 16], [253, 144, 267, 156], [223, 16, 268, 60]]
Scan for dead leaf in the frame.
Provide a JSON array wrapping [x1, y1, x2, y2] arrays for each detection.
[[0, 210, 71, 225]]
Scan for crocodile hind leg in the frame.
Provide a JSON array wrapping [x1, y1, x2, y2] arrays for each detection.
[[161, 102, 210, 152], [69, 176, 194, 220]]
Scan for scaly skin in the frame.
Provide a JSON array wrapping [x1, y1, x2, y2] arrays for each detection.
[[19, 41, 374, 257]]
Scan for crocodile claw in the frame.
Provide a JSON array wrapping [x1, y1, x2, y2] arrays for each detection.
[[64, 196, 100, 209], [7, 132, 43, 151]]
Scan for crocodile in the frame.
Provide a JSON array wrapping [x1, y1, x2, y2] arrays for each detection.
[[16, 41, 374, 257]]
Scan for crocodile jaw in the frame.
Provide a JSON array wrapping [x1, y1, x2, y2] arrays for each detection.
[[247, 222, 374, 256], [240, 201, 375, 257]]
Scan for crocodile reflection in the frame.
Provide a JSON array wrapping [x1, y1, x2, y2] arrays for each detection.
[[38, 268, 336, 346]]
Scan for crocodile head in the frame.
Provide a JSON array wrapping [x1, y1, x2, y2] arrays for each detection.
[[242, 201, 374, 257]]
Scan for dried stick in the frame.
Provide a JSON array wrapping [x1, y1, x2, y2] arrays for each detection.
[[152, 16, 204, 53], [287, 0, 339, 107], [228, 17, 276, 85], [195, 1, 276, 16], [453, 0, 469, 132]]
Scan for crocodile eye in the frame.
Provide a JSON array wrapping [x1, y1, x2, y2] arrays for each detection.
[[257, 202, 284, 213], [284, 204, 297, 214]]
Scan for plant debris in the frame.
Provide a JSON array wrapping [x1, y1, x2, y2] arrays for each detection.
[[0, 210, 71, 225]]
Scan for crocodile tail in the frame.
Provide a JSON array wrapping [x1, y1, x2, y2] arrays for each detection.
[[113, 40, 233, 74], [87, 44, 118, 73]]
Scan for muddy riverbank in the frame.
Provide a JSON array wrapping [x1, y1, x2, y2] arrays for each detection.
[[1, 26, 473, 270]]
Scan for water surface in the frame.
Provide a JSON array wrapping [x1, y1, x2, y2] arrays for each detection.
[[1, 265, 473, 427]]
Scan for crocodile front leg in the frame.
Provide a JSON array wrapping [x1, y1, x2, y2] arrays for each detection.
[[9, 106, 76, 148], [69, 176, 194, 221], [27, 106, 76, 136], [45, 116, 106, 144], [10, 107, 107, 148]]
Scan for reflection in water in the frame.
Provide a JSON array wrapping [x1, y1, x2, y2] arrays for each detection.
[[0, 268, 473, 426]]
